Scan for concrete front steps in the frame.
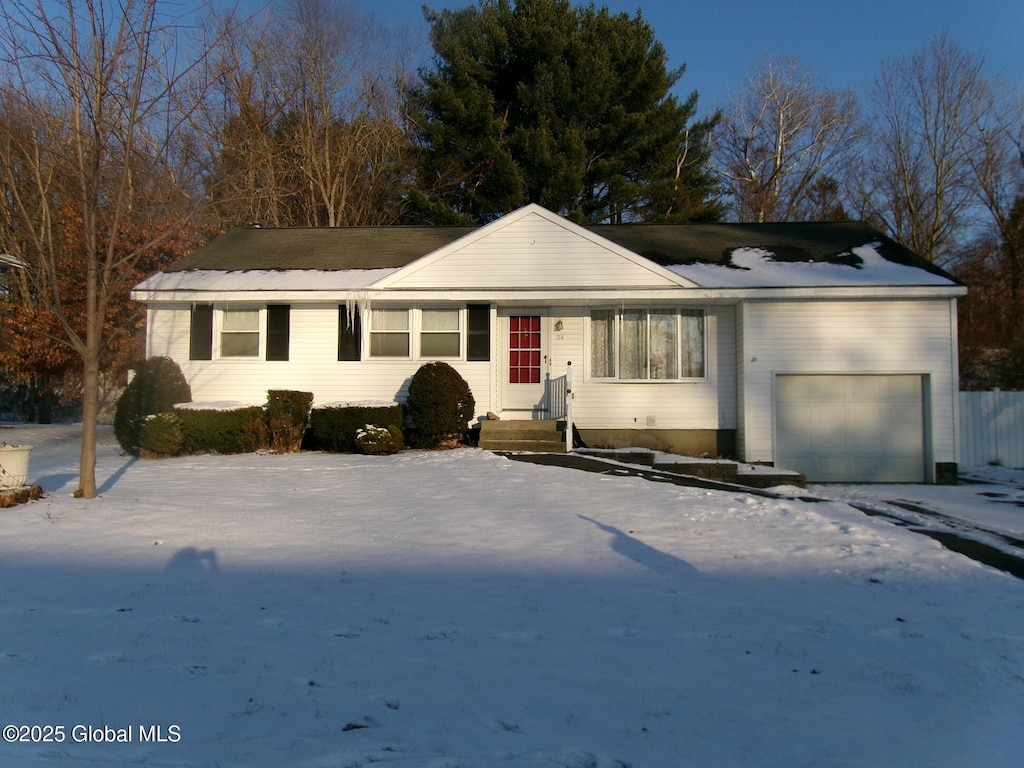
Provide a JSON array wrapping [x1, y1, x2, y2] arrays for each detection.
[[577, 448, 806, 489], [477, 423, 805, 489], [478, 419, 568, 453]]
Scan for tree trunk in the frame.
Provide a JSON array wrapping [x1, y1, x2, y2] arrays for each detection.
[[76, 351, 100, 499], [74, 258, 102, 499]]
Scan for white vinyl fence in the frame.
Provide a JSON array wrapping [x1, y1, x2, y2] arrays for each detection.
[[960, 391, 1024, 469]]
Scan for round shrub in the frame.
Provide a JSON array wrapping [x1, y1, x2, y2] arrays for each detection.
[[354, 424, 403, 455], [405, 361, 475, 449], [138, 412, 185, 458], [114, 357, 192, 455]]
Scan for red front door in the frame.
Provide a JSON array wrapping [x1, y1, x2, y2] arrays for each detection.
[[508, 315, 542, 384], [501, 312, 548, 414]]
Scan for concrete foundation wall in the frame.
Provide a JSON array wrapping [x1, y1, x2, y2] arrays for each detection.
[[576, 428, 736, 458]]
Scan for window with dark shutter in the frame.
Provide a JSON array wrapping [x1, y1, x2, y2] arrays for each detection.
[[189, 304, 213, 360], [338, 305, 361, 361], [266, 305, 290, 361], [466, 304, 490, 361]]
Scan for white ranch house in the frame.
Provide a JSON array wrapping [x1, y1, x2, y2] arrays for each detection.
[[132, 204, 965, 483]]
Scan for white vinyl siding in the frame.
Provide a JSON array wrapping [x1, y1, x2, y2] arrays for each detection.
[[560, 306, 733, 431], [147, 303, 731, 432], [146, 303, 493, 411], [739, 298, 959, 478], [384, 211, 685, 290]]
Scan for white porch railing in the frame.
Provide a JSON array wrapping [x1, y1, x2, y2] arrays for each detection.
[[543, 363, 574, 451], [547, 373, 566, 419]]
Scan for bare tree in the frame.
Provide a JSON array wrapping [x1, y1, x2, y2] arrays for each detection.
[[199, 6, 298, 228], [856, 35, 989, 264], [0, 0, 215, 498], [962, 81, 1024, 324], [712, 55, 864, 222], [201, 0, 414, 229]]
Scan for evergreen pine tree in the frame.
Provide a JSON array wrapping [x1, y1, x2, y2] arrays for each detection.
[[406, 0, 723, 224]]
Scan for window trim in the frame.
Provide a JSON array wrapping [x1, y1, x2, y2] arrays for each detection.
[[218, 307, 262, 359], [589, 307, 707, 382], [419, 308, 463, 359], [205, 304, 290, 362], [368, 308, 412, 358]]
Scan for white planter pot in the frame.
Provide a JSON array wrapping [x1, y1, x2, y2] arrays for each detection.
[[0, 444, 33, 489]]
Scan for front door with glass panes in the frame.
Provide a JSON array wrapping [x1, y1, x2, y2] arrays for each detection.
[[499, 310, 549, 414]]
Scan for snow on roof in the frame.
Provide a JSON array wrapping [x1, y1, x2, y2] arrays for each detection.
[[134, 268, 399, 293], [133, 224, 960, 295], [667, 243, 957, 288]]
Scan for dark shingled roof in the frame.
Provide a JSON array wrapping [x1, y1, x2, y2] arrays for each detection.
[[167, 220, 958, 283], [167, 226, 475, 272], [592, 221, 955, 281]]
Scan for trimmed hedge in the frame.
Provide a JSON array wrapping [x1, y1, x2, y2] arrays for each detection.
[[138, 412, 185, 458], [308, 403, 404, 453], [175, 405, 270, 455], [267, 389, 314, 453]]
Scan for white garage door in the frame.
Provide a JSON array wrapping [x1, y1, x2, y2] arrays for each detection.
[[775, 375, 925, 483]]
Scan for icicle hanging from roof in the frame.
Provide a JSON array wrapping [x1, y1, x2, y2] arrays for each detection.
[[343, 291, 370, 325]]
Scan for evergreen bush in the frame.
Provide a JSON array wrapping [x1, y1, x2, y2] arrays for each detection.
[[308, 403, 403, 452], [114, 356, 192, 455], [138, 412, 185, 458], [405, 361, 475, 448], [175, 405, 269, 454], [266, 389, 314, 453]]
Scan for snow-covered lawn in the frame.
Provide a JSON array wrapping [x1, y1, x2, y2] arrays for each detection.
[[2, 424, 1023, 768]]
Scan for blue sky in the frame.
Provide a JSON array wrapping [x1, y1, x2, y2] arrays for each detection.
[[359, 0, 1023, 116]]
